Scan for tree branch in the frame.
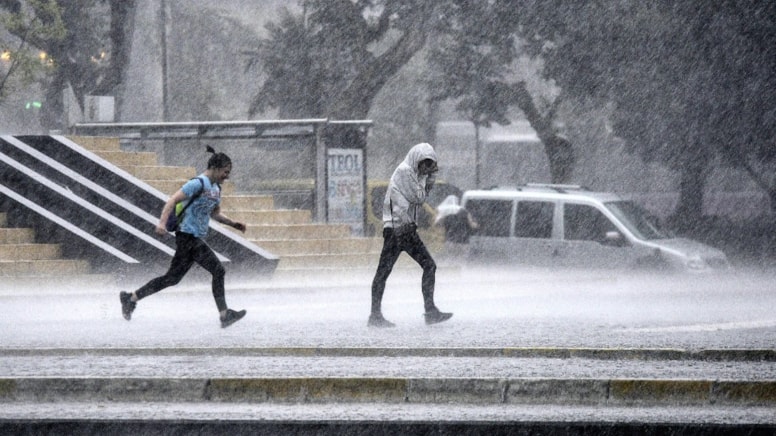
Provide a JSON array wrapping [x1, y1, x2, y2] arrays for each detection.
[[328, 7, 432, 118]]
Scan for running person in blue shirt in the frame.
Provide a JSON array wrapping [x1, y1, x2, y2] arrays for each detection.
[[120, 146, 248, 328]]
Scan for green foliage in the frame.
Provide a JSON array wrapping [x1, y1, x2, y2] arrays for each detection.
[[247, 0, 438, 119], [519, 1, 776, 173], [248, 2, 371, 117], [249, 8, 324, 117], [1, 0, 124, 129], [515, 0, 776, 216], [0, 0, 65, 100], [426, 0, 522, 126], [49, 0, 113, 102]]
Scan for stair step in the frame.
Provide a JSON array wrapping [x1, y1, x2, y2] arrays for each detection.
[[0, 259, 91, 276], [67, 135, 122, 151], [94, 151, 158, 167], [220, 195, 275, 211], [228, 210, 312, 225], [0, 228, 35, 244], [245, 224, 353, 240], [124, 165, 196, 180], [256, 238, 382, 256], [0, 244, 61, 261], [277, 252, 397, 269]]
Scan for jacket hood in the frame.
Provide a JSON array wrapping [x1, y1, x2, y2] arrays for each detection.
[[403, 143, 437, 173]]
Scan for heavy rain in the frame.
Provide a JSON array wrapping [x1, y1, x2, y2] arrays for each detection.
[[1, 1, 775, 434]]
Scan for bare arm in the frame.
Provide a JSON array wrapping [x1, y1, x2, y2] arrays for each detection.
[[211, 205, 247, 233]]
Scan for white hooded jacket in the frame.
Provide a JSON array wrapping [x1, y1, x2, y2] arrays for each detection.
[[382, 143, 438, 229]]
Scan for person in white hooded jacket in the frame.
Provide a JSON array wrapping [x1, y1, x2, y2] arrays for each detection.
[[369, 143, 453, 327]]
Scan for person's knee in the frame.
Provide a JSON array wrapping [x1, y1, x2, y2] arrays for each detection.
[[212, 263, 226, 279], [373, 268, 391, 283], [423, 259, 436, 274], [163, 272, 185, 287]]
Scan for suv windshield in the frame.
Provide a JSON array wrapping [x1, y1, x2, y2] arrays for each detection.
[[604, 200, 673, 240]]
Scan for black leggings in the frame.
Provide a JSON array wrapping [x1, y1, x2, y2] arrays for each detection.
[[135, 232, 227, 312], [371, 227, 437, 314]]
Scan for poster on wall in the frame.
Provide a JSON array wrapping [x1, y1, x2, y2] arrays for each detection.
[[327, 148, 365, 235]]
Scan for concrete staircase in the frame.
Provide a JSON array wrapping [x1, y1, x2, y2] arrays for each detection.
[[0, 212, 87, 276], [0, 212, 113, 292], [0, 135, 447, 289]]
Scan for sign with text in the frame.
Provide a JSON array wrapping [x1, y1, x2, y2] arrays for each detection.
[[327, 148, 365, 235]]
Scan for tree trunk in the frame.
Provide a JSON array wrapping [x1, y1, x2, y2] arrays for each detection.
[[733, 155, 776, 215], [544, 135, 575, 184], [92, 0, 136, 98], [770, 188, 776, 215], [512, 82, 575, 184], [672, 157, 708, 232], [328, 5, 432, 119]]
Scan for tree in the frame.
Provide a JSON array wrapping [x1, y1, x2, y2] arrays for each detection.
[[249, 0, 776, 221], [1, 0, 135, 129], [427, 0, 573, 184], [0, 0, 65, 102], [700, 2, 776, 214], [247, 0, 438, 120], [40, 0, 136, 128], [517, 1, 776, 223], [251, 0, 574, 184], [90, 0, 134, 96]]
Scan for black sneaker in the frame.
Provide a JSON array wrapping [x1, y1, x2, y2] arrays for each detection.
[[367, 313, 395, 328], [119, 291, 136, 321], [424, 309, 453, 325], [220, 309, 246, 328]]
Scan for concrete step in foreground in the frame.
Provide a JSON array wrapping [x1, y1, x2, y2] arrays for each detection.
[[1, 347, 774, 407], [2, 376, 774, 407], [2, 404, 775, 433]]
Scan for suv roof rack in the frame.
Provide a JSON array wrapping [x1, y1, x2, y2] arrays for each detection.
[[524, 183, 588, 193]]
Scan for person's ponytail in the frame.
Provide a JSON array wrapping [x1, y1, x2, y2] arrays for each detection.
[[205, 145, 231, 169]]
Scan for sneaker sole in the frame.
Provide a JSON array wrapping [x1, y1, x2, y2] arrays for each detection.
[[221, 311, 246, 328], [367, 321, 396, 328], [120, 292, 133, 321], [425, 313, 453, 325]]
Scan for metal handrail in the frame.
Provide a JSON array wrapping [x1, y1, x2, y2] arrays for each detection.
[[68, 119, 374, 225], [70, 119, 332, 140]]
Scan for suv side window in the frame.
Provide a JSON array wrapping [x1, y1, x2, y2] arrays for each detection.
[[514, 201, 554, 239], [466, 199, 512, 237], [564, 203, 616, 242]]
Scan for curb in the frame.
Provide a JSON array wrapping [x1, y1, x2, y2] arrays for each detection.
[[2, 347, 774, 362], [1, 377, 775, 406]]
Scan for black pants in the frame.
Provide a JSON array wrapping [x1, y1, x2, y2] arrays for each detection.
[[371, 227, 437, 314], [135, 232, 227, 312]]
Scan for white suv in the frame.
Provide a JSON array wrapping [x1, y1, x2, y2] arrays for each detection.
[[460, 184, 729, 272]]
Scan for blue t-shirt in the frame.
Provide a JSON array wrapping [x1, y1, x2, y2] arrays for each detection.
[[178, 175, 220, 238]]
